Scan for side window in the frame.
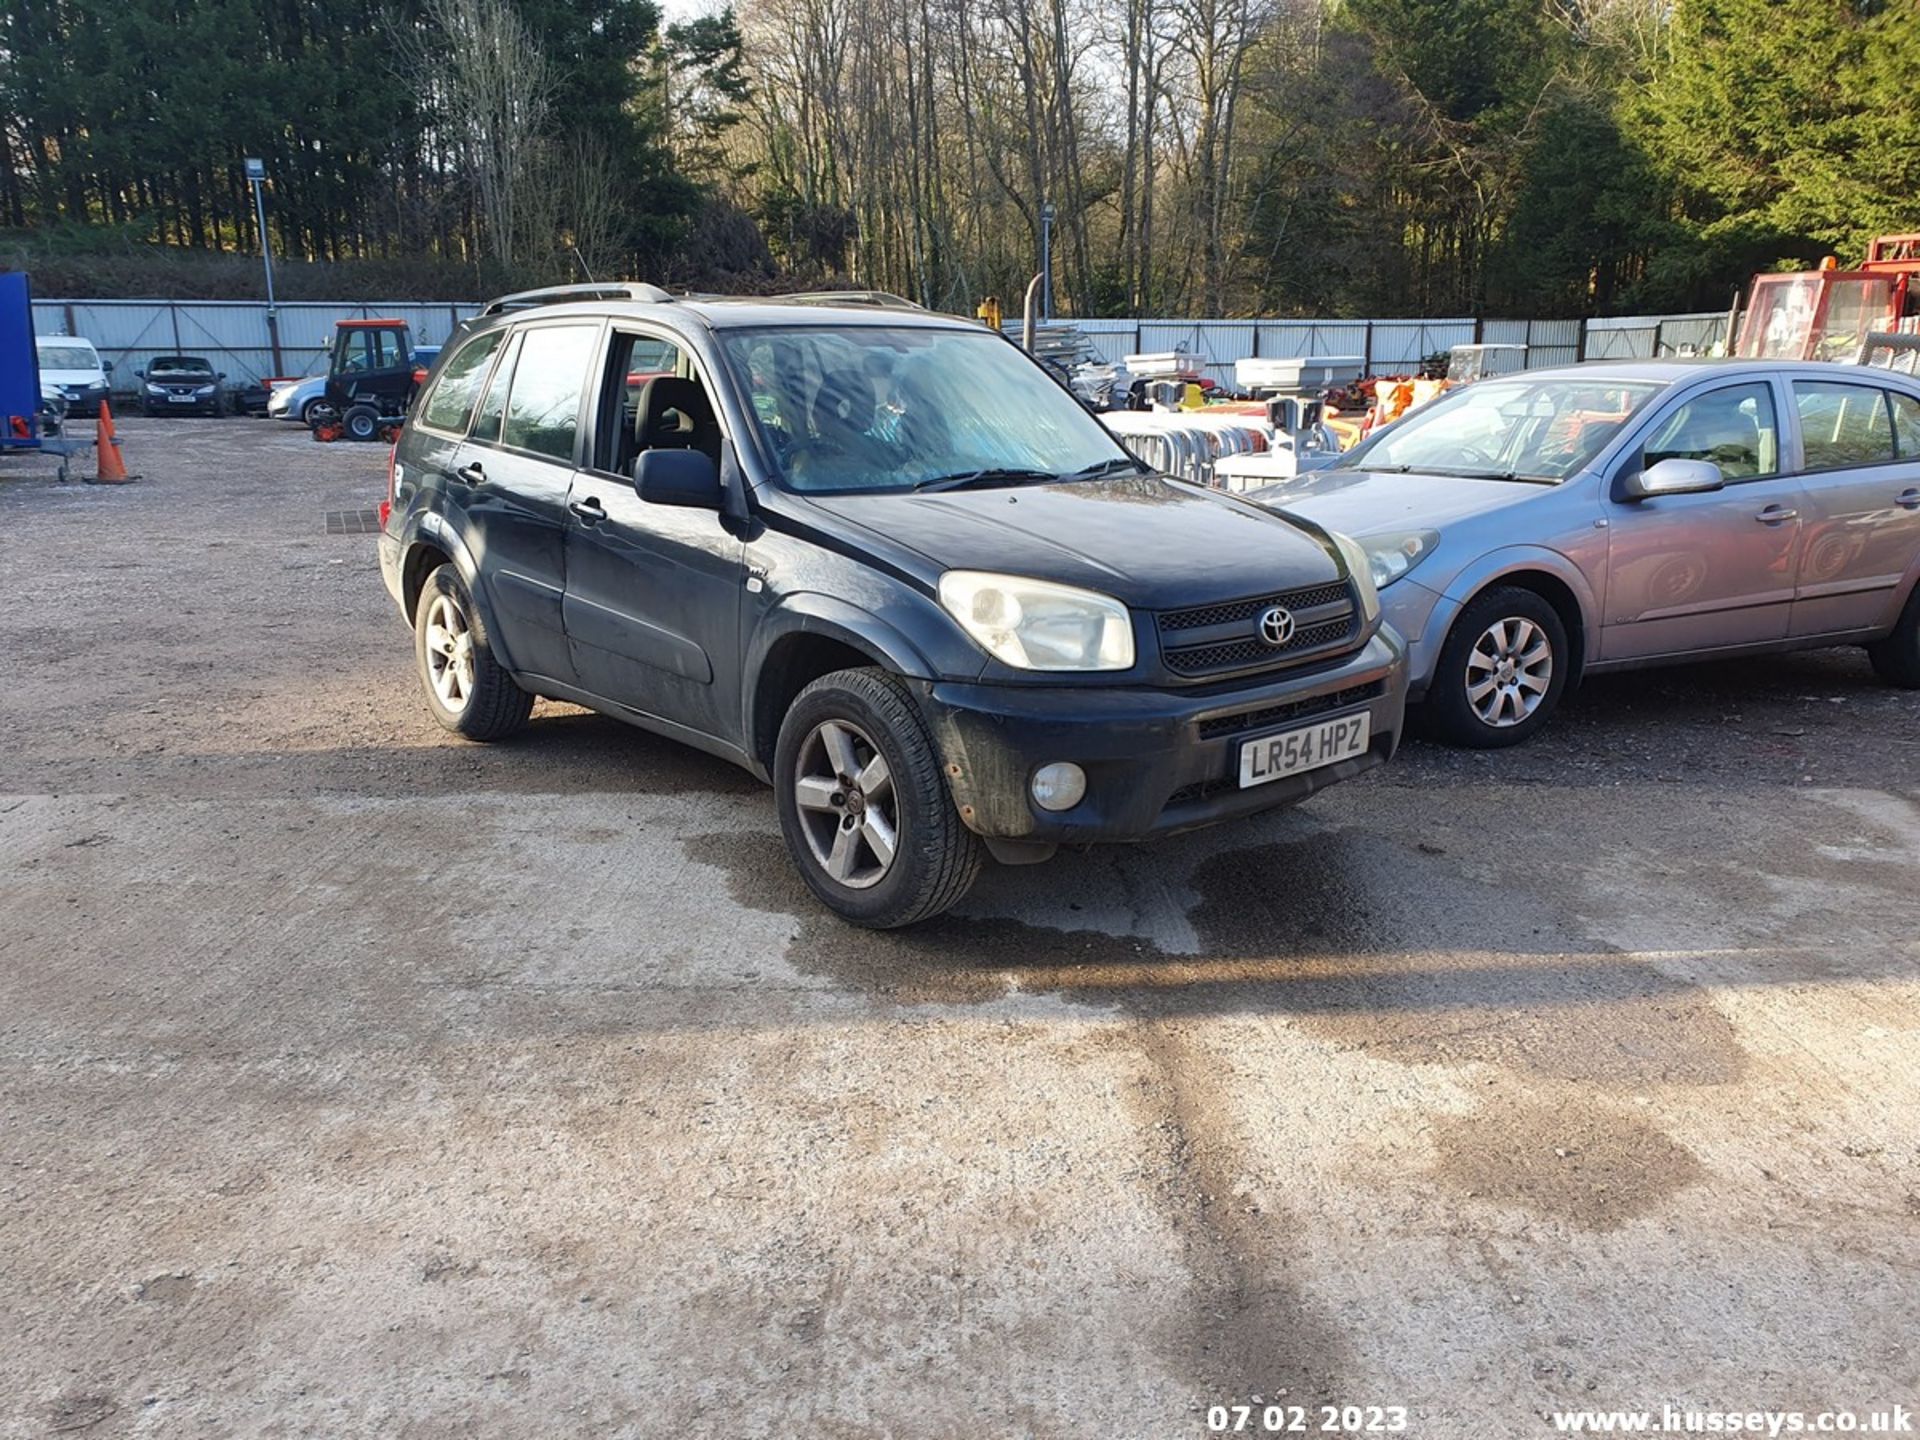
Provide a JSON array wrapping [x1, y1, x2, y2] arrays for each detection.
[[501, 324, 598, 461], [596, 331, 717, 475], [472, 332, 521, 444], [371, 329, 405, 369], [1893, 391, 1920, 458], [1641, 383, 1779, 482], [418, 330, 503, 435], [1795, 381, 1896, 470]]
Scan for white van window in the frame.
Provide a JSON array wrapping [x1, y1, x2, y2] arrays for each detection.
[[37, 342, 99, 370]]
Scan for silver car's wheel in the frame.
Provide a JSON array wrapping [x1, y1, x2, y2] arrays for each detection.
[[1428, 586, 1571, 749], [1465, 616, 1554, 727], [423, 593, 476, 714], [792, 718, 898, 890]]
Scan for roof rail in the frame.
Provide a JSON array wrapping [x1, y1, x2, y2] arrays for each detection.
[[767, 290, 926, 311], [478, 282, 675, 316]]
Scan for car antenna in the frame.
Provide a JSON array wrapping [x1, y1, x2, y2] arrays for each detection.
[[570, 247, 598, 284]]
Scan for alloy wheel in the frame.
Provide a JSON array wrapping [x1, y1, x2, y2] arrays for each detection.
[[792, 718, 898, 890], [423, 593, 476, 714], [1465, 617, 1553, 727]]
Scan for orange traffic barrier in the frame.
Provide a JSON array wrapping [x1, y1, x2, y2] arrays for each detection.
[[86, 399, 138, 484]]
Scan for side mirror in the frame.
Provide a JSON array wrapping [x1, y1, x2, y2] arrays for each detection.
[[1624, 457, 1724, 499], [134, 368, 144, 380], [633, 447, 722, 509], [103, 360, 114, 375], [216, 371, 226, 381]]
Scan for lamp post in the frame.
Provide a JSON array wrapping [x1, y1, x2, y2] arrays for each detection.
[[1040, 200, 1056, 324], [244, 157, 284, 374]]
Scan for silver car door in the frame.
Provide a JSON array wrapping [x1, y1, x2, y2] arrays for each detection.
[[1601, 377, 1805, 661], [1787, 377, 1920, 637]]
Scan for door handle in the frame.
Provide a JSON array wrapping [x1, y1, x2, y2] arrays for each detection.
[[569, 496, 606, 524], [453, 461, 485, 485], [1897, 488, 1920, 511], [1754, 504, 1797, 524]]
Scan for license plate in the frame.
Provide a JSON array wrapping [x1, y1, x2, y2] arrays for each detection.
[[1238, 711, 1371, 788], [167, 394, 196, 403]]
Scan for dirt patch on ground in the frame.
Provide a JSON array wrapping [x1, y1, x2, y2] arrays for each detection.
[[1430, 1086, 1706, 1231]]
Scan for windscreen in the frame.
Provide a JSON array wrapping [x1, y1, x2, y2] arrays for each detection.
[[38, 344, 97, 370], [718, 325, 1134, 493], [1335, 377, 1664, 481], [150, 357, 211, 374]]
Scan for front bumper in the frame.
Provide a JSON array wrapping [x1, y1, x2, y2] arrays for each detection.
[[920, 629, 1407, 848]]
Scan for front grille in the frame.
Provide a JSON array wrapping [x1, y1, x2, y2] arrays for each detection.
[[1162, 616, 1355, 677], [1196, 681, 1382, 741], [1154, 578, 1359, 680], [1158, 581, 1350, 633]]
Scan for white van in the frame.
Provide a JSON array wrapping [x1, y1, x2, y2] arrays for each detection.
[[36, 335, 112, 417]]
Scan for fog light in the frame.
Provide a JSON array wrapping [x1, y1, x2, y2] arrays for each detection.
[[1030, 762, 1087, 812]]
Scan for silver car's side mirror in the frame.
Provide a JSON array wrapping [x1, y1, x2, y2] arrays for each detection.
[[1624, 457, 1724, 499]]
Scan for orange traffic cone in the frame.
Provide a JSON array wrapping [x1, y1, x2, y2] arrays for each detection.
[[86, 399, 139, 485]]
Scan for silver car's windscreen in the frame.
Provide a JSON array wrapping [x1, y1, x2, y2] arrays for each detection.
[[1338, 378, 1665, 481], [719, 326, 1136, 494]]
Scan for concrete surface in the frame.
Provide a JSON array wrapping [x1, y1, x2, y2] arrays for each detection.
[[2, 418, 1916, 1439]]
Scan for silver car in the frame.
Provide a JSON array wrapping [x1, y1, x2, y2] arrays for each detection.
[[1252, 360, 1920, 746]]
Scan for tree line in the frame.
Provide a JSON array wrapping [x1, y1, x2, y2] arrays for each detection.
[[3, 0, 1917, 317]]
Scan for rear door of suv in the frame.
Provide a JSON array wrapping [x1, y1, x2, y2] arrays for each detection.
[[561, 325, 744, 742], [445, 319, 603, 686]]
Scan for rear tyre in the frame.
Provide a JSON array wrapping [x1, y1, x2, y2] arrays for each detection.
[[343, 404, 380, 442], [412, 565, 532, 741], [1426, 586, 1571, 749], [1866, 585, 1920, 688], [774, 667, 982, 928]]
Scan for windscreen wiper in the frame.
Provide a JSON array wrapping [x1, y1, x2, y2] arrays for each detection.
[[1062, 456, 1147, 481], [912, 467, 1061, 493]]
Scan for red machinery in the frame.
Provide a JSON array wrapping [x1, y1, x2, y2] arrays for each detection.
[[1734, 233, 1920, 362]]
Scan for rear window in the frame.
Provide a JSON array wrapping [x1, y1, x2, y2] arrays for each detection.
[[418, 331, 504, 434], [1794, 381, 1895, 470], [501, 325, 598, 460]]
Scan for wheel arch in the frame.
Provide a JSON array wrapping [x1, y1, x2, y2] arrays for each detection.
[[744, 596, 935, 778], [1439, 549, 1598, 689]]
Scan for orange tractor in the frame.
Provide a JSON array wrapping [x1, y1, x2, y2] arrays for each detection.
[[1733, 233, 1920, 362]]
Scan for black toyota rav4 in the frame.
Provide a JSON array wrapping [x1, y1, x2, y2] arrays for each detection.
[[379, 283, 1407, 926]]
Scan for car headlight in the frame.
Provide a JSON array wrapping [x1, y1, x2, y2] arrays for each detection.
[[195, 384, 215, 395], [1358, 528, 1441, 589], [145, 382, 165, 394], [938, 570, 1135, 671], [1329, 531, 1383, 625]]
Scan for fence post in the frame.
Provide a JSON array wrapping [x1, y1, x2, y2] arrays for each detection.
[[265, 310, 284, 376], [1363, 321, 1374, 375]]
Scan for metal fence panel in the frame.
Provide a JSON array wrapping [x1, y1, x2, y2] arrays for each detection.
[[32, 297, 483, 394], [1367, 319, 1476, 374], [1582, 311, 1729, 360]]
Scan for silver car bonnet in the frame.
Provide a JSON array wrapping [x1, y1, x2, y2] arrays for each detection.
[[1248, 466, 1548, 539]]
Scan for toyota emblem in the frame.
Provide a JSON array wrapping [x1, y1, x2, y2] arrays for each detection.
[[1257, 605, 1296, 647]]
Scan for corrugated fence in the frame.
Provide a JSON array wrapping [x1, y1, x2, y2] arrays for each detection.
[[30, 299, 482, 392], [30, 297, 1729, 395]]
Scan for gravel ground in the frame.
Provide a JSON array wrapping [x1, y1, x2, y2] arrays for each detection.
[[2, 417, 1916, 1439]]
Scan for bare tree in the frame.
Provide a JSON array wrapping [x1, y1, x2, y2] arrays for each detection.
[[400, 0, 556, 268]]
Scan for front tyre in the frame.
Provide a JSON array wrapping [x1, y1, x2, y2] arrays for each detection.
[[1426, 586, 1570, 748], [343, 404, 380, 442], [412, 565, 532, 741], [774, 668, 982, 928]]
